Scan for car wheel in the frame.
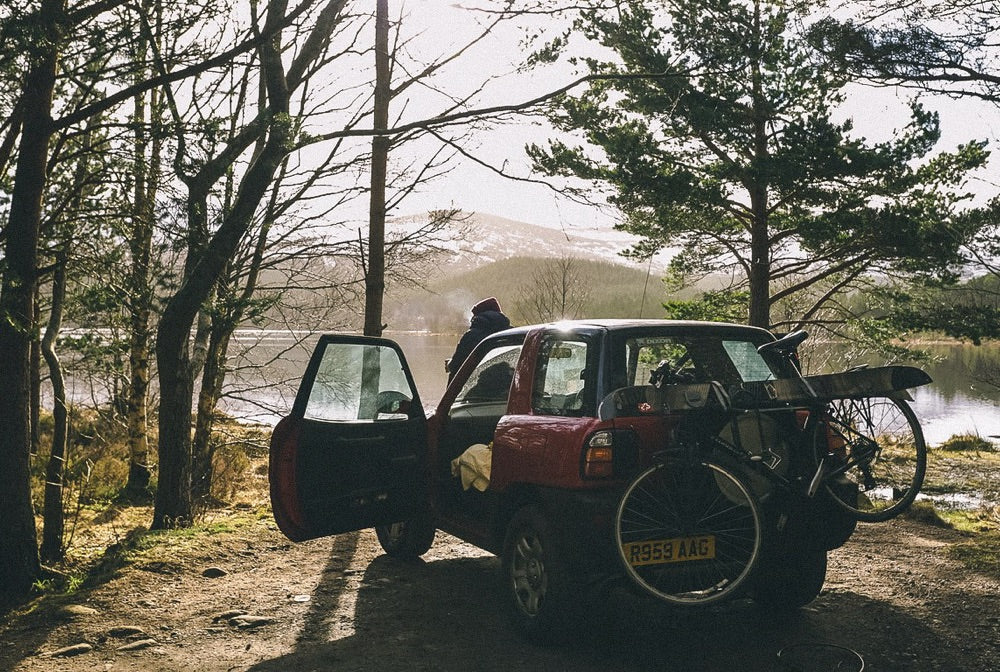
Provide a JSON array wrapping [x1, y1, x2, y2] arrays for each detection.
[[750, 544, 827, 611], [375, 515, 435, 559], [501, 506, 579, 643]]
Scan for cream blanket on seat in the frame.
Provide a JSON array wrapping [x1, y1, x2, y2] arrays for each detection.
[[450, 443, 492, 492]]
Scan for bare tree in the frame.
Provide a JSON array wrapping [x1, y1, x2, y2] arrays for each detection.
[[122, 0, 167, 500], [153, 0, 360, 528], [38, 250, 68, 563], [0, 0, 317, 599], [0, 0, 66, 606], [515, 255, 592, 323]]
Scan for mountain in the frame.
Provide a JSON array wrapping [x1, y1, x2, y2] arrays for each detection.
[[388, 211, 663, 274], [379, 211, 679, 332], [250, 211, 673, 333]]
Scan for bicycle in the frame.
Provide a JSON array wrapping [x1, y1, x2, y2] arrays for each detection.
[[611, 331, 930, 606], [756, 331, 928, 523], [614, 382, 766, 605]]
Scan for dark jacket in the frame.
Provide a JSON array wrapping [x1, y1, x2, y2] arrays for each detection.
[[447, 309, 511, 381]]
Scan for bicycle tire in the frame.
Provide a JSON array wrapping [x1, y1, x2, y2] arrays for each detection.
[[615, 459, 764, 605], [812, 396, 927, 522]]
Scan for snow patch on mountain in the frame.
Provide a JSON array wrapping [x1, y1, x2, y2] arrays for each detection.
[[388, 211, 667, 274]]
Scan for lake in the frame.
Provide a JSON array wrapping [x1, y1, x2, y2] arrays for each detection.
[[222, 330, 1000, 447]]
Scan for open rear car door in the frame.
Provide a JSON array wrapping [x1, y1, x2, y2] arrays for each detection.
[[269, 335, 427, 542]]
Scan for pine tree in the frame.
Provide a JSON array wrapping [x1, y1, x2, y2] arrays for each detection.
[[529, 0, 989, 330]]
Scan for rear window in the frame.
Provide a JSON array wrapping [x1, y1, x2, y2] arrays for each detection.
[[617, 330, 784, 388]]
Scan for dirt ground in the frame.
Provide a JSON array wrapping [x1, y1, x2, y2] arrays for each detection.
[[1, 511, 998, 672]]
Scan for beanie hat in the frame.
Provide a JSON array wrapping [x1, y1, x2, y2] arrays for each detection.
[[472, 297, 502, 315]]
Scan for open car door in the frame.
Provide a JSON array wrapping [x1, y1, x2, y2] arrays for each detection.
[[269, 335, 428, 542]]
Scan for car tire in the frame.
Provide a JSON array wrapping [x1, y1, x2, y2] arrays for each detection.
[[750, 543, 827, 611], [501, 506, 579, 643], [375, 515, 436, 559]]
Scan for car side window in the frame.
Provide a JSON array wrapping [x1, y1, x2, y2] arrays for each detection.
[[623, 334, 780, 387], [722, 339, 778, 382], [453, 344, 522, 406], [303, 342, 412, 422], [532, 337, 593, 416]]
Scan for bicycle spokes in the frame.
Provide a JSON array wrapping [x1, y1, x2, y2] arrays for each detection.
[[813, 397, 927, 522], [615, 460, 763, 605]]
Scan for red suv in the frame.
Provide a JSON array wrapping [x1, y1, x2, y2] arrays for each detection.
[[269, 320, 860, 641]]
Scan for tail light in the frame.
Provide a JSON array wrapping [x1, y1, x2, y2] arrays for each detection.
[[582, 430, 614, 479]]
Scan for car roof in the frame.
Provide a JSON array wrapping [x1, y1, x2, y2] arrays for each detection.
[[489, 319, 771, 337]]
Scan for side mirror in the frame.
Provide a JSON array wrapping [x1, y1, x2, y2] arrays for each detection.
[[374, 391, 412, 417]]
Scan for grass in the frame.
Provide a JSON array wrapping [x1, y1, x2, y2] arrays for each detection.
[[937, 508, 1000, 534], [28, 413, 273, 603], [923, 443, 1000, 500], [912, 432, 1000, 579], [947, 532, 1000, 578], [902, 500, 953, 528], [937, 433, 999, 453], [43, 504, 275, 599]]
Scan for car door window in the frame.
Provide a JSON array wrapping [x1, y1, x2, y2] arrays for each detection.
[[532, 337, 594, 416], [303, 342, 412, 422], [443, 344, 523, 485], [452, 345, 522, 408]]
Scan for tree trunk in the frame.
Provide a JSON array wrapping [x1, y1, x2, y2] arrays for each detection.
[[748, 200, 770, 328], [0, 0, 64, 606], [191, 322, 231, 504], [153, 0, 294, 529], [40, 257, 69, 563], [30, 294, 41, 457], [364, 0, 390, 337], [123, 73, 158, 499], [747, 0, 771, 330]]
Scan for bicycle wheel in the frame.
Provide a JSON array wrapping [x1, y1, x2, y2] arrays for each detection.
[[813, 397, 926, 522], [615, 459, 763, 605]]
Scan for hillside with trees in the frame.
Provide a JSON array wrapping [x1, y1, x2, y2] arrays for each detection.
[[385, 255, 672, 332]]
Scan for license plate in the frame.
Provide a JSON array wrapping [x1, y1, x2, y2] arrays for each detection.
[[622, 535, 716, 567]]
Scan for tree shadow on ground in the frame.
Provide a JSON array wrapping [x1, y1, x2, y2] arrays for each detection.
[[247, 546, 979, 672], [0, 525, 154, 668], [0, 527, 366, 671]]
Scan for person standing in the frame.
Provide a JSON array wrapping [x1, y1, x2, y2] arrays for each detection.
[[447, 297, 511, 381]]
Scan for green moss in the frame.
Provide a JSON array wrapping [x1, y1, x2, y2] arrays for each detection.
[[902, 501, 952, 528], [934, 508, 999, 534]]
